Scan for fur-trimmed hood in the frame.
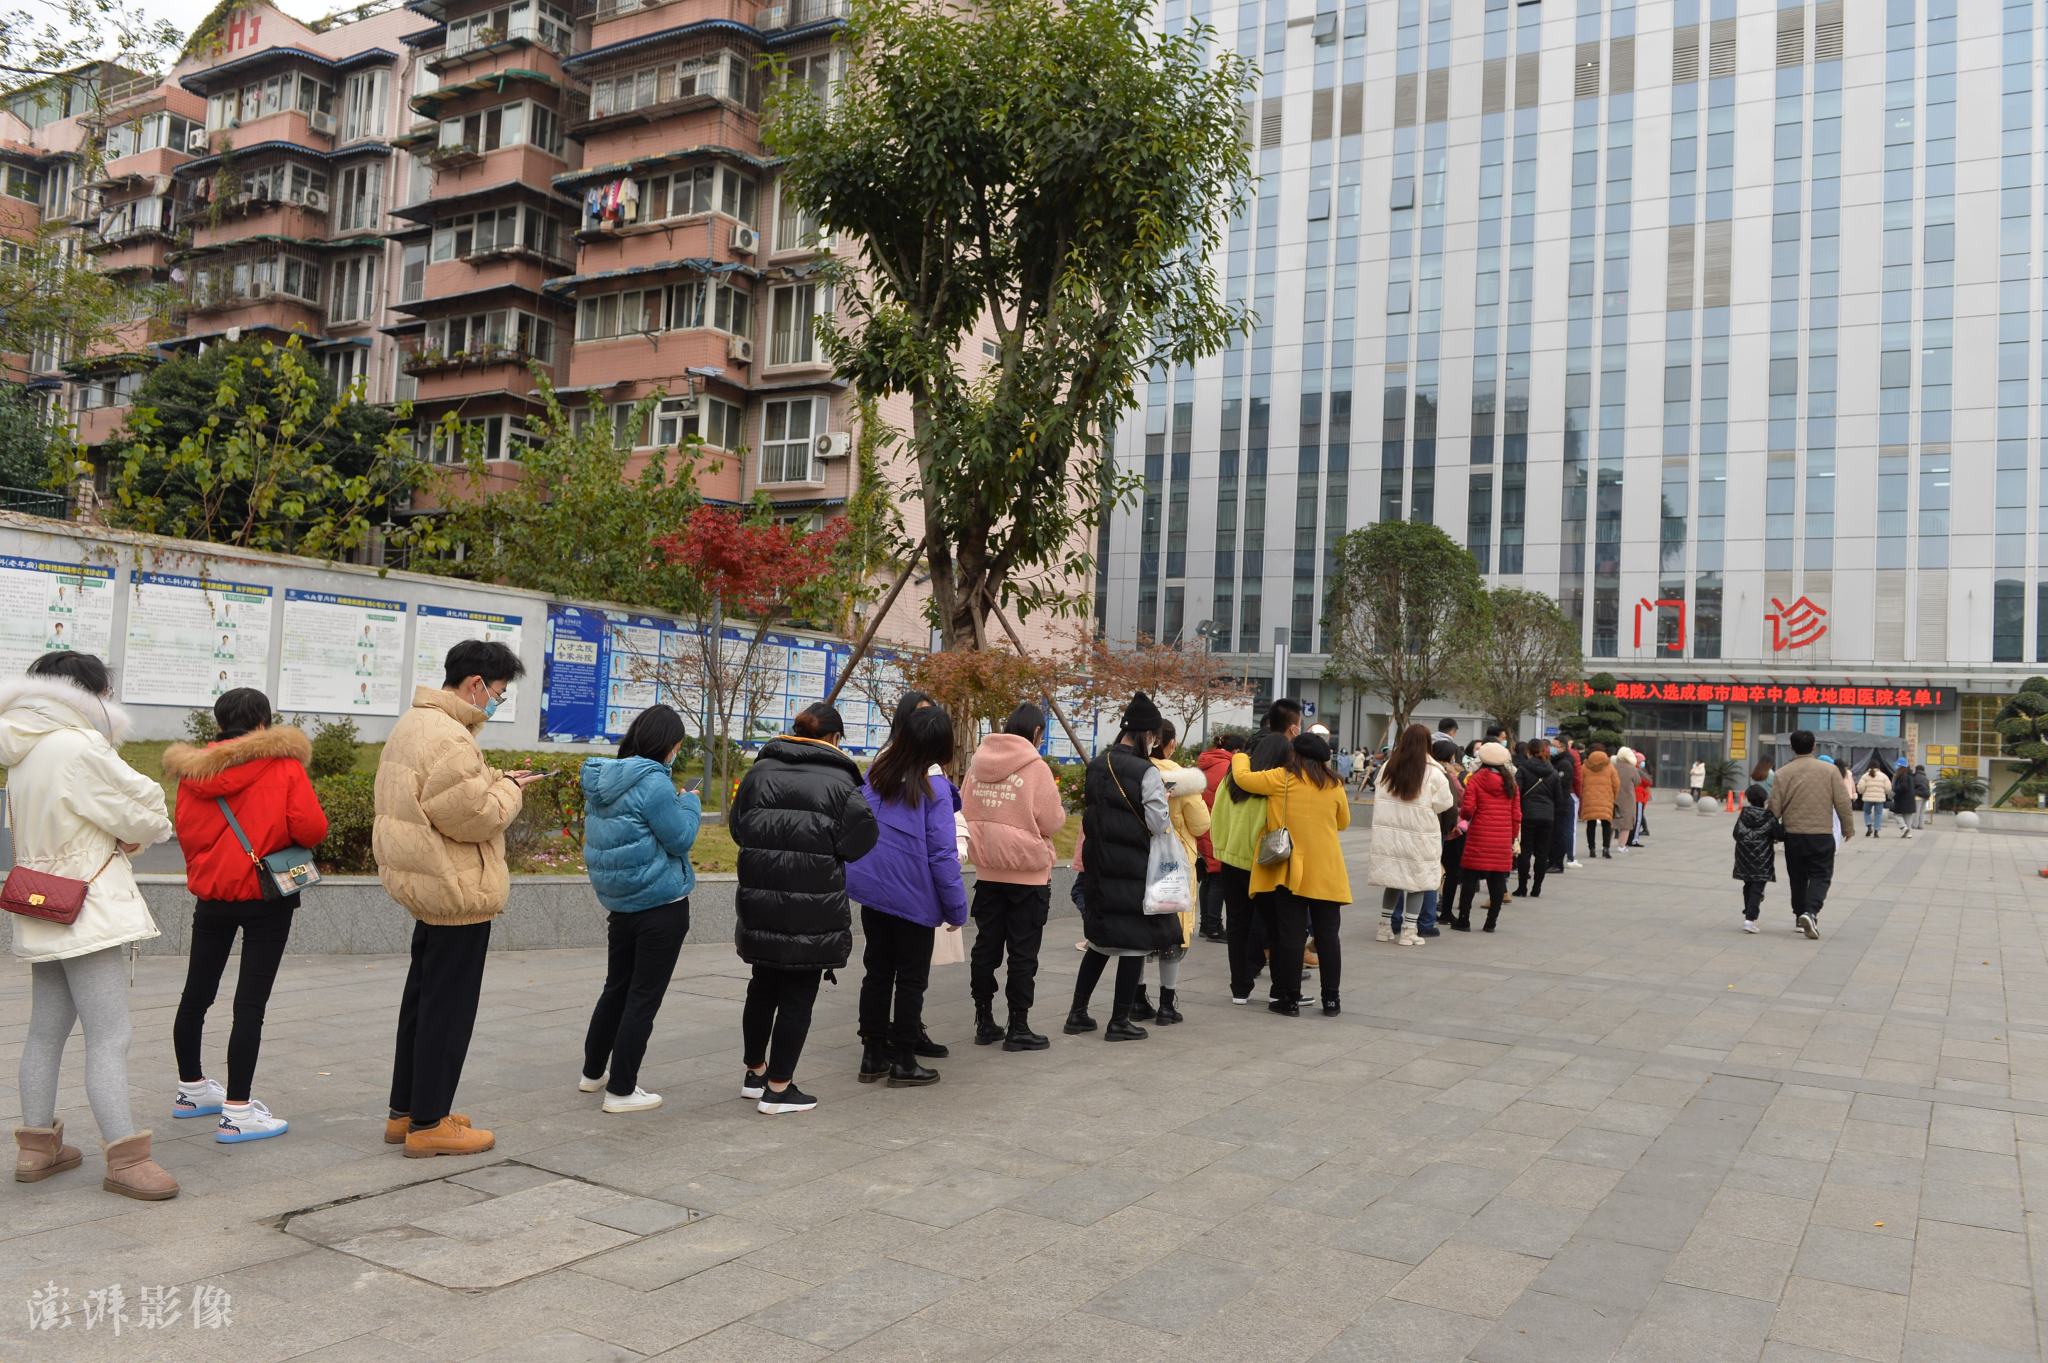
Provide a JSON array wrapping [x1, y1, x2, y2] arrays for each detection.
[[0, 675, 132, 765], [162, 725, 312, 785]]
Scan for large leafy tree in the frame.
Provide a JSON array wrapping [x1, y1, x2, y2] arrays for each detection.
[[0, 383, 73, 493], [1323, 521, 1488, 733], [105, 338, 428, 560], [1455, 587, 1583, 733], [765, 0, 1255, 647]]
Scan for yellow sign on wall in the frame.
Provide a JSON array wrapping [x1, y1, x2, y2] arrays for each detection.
[[1729, 719, 1747, 762]]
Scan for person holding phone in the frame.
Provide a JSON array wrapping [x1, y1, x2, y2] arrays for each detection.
[[577, 704, 700, 1113], [374, 640, 545, 1157]]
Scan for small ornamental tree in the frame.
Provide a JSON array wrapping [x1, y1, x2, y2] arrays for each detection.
[[1557, 672, 1629, 750], [1322, 521, 1489, 732], [650, 508, 858, 797], [905, 647, 1071, 767], [1074, 635, 1253, 745], [1455, 587, 1584, 735], [1992, 675, 2048, 806]]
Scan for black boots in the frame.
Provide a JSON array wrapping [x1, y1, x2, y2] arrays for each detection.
[[1062, 1008, 1098, 1034], [1154, 988, 1183, 1025], [1004, 1011, 1050, 1051], [887, 1044, 939, 1087], [857, 1040, 889, 1083], [1130, 986, 1156, 1021], [1483, 903, 1501, 933], [912, 1029, 948, 1058], [973, 1001, 1004, 1046], [1104, 1016, 1148, 1041]]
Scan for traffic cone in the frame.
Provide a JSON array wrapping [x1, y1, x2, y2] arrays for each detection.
[[1725, 790, 1737, 813]]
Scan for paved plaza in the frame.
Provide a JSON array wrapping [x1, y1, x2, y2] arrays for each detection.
[[7, 808, 2048, 1361]]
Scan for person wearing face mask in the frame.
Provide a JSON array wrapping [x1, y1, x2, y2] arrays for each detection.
[[576, 704, 701, 1113], [374, 640, 546, 1157]]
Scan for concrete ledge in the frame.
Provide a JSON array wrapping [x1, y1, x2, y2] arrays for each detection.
[[135, 869, 1082, 954]]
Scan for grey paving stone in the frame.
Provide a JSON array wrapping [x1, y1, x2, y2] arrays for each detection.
[[1080, 1250, 1261, 1335], [1578, 1191, 1707, 1252], [1003, 1166, 1165, 1227], [1390, 1160, 1515, 1214], [1665, 1226, 1799, 1301], [1899, 1336, 2043, 1363], [1505, 1157, 1627, 1210], [1617, 1282, 1777, 1363], [1469, 1288, 1637, 1363], [1793, 1224, 1916, 1295], [577, 1215, 790, 1291], [1309, 1297, 1494, 1363], [1533, 1236, 1675, 1316], [1911, 1220, 2031, 1287], [1547, 1125, 1655, 1171], [1769, 1277, 1909, 1363], [582, 1196, 698, 1237], [1387, 1239, 1546, 1318], [1698, 1187, 1814, 1246], [1917, 1179, 2025, 1233], [875, 1169, 1041, 1229], [646, 1323, 829, 1362], [1901, 1270, 2039, 1354], [1324, 1199, 1470, 1265], [464, 1329, 643, 1363], [1457, 1196, 1589, 1259], [447, 1162, 565, 1197], [752, 1260, 960, 1351]]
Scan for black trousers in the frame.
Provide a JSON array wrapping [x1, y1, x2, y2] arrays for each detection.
[[389, 919, 492, 1128], [1549, 807, 1573, 870], [970, 881, 1048, 1013], [1216, 863, 1265, 998], [582, 898, 690, 1096], [1742, 881, 1766, 921], [1456, 869, 1509, 927], [173, 896, 298, 1102], [1071, 948, 1143, 1020], [1782, 834, 1837, 919], [1197, 864, 1225, 937], [743, 965, 823, 1082], [1266, 888, 1342, 1004], [858, 905, 934, 1048], [1517, 821, 1553, 895], [1585, 819, 1612, 854]]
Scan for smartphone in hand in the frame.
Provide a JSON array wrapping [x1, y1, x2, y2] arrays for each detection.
[[682, 777, 704, 795]]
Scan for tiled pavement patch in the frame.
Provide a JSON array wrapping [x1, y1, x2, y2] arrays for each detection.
[[8, 813, 2048, 1359]]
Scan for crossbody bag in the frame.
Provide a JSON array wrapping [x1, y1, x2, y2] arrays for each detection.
[[216, 797, 321, 901], [0, 787, 119, 925]]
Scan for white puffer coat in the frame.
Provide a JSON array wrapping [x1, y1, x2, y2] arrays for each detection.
[[0, 677, 173, 962], [1363, 760, 1456, 892]]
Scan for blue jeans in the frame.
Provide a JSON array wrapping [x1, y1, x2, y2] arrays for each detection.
[[1386, 888, 1437, 933], [1862, 803, 1883, 834]]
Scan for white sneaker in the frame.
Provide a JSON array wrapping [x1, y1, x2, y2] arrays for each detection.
[[1375, 921, 1393, 943], [216, 1099, 288, 1143], [1741, 920, 1759, 934], [602, 1087, 663, 1113], [173, 1078, 225, 1119], [1396, 925, 1422, 947], [1797, 914, 1820, 940], [578, 1070, 608, 1093], [1565, 859, 1585, 869]]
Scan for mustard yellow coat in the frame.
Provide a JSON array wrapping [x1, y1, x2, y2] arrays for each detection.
[[1228, 752, 1353, 905]]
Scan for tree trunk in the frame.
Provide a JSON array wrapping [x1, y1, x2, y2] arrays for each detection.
[[910, 387, 995, 654]]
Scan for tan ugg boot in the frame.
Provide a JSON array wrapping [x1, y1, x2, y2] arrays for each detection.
[[102, 1131, 179, 1201], [14, 1120, 82, 1183]]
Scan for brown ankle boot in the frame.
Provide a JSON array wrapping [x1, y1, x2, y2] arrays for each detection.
[[14, 1120, 82, 1183], [403, 1115, 495, 1159], [102, 1131, 178, 1201], [384, 1111, 472, 1145]]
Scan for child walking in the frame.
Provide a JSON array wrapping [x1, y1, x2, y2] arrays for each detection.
[[1731, 784, 1782, 934]]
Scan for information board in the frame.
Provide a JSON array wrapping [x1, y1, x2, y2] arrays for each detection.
[[540, 605, 607, 742], [121, 573, 274, 707], [0, 555, 115, 677], [279, 589, 407, 715], [414, 605, 523, 723]]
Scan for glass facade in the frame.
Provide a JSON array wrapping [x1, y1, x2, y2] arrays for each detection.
[[1100, 0, 2048, 694]]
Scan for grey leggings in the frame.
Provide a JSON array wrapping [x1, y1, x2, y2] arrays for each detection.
[[20, 947, 136, 1141]]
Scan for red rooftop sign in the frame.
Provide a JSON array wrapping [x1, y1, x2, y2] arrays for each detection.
[[1549, 680, 1952, 710]]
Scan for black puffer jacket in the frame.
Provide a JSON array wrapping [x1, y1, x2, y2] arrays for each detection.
[[1080, 744, 1180, 953], [1731, 804, 1782, 882], [1515, 754, 1558, 823], [730, 736, 879, 969]]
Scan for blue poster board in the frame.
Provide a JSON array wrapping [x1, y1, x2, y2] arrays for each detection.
[[541, 605, 606, 742]]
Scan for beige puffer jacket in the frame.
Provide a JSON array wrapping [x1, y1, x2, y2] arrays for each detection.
[[0, 678, 172, 962], [373, 687, 523, 925]]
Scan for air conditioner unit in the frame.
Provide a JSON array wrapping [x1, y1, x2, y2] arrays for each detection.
[[727, 335, 754, 364], [731, 224, 759, 255], [187, 128, 210, 152], [310, 110, 337, 134], [249, 281, 270, 298], [304, 190, 330, 212], [756, 5, 787, 28], [813, 431, 850, 460]]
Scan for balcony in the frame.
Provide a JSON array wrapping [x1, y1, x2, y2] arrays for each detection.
[[400, 339, 548, 376], [754, 0, 846, 31], [430, 21, 573, 73], [426, 142, 486, 169]]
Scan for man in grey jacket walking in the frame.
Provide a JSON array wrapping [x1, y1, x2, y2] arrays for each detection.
[[1767, 730, 1856, 939]]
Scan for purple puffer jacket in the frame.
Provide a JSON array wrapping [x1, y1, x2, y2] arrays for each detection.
[[843, 773, 970, 928]]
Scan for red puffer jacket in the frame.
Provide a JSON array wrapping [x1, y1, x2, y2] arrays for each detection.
[[1458, 762, 1522, 873], [1195, 746, 1232, 871], [164, 727, 329, 902]]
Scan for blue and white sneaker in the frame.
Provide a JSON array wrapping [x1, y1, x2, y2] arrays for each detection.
[[173, 1079, 225, 1119], [215, 1099, 288, 1143]]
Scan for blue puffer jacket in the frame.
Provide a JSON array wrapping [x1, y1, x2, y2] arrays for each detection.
[[580, 756, 701, 912], [844, 773, 969, 929]]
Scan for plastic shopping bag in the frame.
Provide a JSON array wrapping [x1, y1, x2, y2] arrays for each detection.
[[1142, 829, 1193, 915]]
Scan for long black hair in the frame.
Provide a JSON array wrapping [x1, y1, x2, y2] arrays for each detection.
[[891, 689, 934, 730], [619, 703, 686, 764], [27, 650, 110, 696], [867, 704, 952, 805]]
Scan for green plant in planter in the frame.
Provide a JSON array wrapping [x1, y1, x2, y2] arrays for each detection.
[[1701, 758, 1745, 799], [1934, 773, 1988, 813]]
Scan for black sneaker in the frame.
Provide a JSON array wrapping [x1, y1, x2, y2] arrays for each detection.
[[757, 1082, 817, 1115], [741, 1068, 766, 1100]]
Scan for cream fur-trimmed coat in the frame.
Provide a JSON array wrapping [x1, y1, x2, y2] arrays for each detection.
[[0, 677, 172, 962]]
